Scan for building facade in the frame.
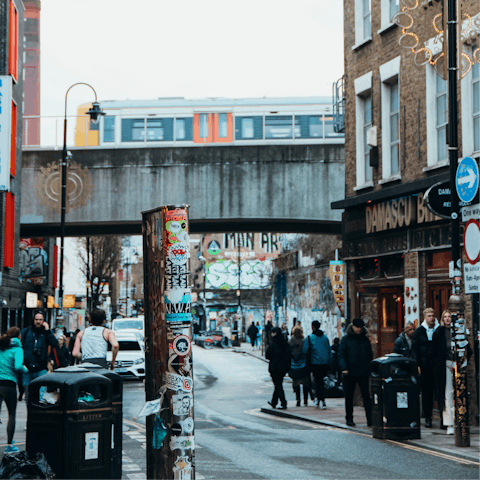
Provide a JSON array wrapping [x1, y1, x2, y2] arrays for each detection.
[[334, 0, 479, 421]]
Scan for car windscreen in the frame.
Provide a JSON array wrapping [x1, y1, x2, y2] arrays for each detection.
[[108, 340, 141, 351], [113, 320, 143, 330]]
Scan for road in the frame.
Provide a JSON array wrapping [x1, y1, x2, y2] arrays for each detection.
[[123, 345, 478, 479]]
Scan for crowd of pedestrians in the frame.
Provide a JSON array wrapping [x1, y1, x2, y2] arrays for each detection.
[[263, 306, 472, 430]]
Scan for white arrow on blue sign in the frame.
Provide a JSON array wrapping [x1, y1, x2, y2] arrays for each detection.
[[456, 156, 479, 203]]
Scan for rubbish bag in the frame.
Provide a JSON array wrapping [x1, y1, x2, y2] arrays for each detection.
[[0, 451, 56, 479], [324, 374, 344, 398]]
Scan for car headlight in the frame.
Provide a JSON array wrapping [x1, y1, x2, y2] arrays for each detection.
[[134, 358, 145, 365]]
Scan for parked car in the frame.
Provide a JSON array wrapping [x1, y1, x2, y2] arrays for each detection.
[[107, 332, 145, 379]]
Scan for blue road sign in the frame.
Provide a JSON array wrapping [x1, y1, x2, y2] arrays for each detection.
[[456, 156, 479, 203]]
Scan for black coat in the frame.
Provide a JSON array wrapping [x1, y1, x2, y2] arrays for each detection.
[[413, 325, 435, 370], [21, 327, 59, 372], [266, 334, 292, 377], [393, 332, 416, 361], [50, 345, 71, 369], [338, 324, 373, 377], [247, 324, 259, 340]]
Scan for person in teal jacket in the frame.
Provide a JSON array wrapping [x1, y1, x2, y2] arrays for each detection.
[[0, 326, 28, 453]]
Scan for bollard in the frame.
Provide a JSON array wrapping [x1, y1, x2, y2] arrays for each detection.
[[143, 205, 195, 479]]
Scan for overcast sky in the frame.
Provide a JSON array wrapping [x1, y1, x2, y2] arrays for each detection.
[[40, 0, 344, 118]]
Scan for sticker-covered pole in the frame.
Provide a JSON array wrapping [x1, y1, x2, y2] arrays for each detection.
[[143, 205, 195, 479]]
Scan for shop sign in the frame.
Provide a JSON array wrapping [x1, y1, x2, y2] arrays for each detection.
[[424, 181, 451, 219], [47, 295, 55, 308], [329, 261, 345, 317], [345, 231, 408, 259], [63, 295, 75, 308]]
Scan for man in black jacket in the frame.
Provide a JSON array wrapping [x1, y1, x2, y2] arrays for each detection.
[[393, 322, 416, 360], [413, 307, 439, 428], [338, 318, 373, 427]]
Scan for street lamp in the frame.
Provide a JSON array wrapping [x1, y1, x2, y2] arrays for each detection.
[[58, 83, 104, 320]]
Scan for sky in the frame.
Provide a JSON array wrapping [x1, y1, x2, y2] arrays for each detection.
[[40, 0, 344, 119]]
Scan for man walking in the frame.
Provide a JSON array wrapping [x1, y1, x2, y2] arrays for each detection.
[[21, 310, 59, 400], [72, 308, 119, 370], [247, 322, 259, 349], [303, 320, 332, 409], [393, 322, 416, 360], [413, 307, 439, 428], [338, 318, 373, 427]]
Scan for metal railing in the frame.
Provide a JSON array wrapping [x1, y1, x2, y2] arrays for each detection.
[[333, 76, 345, 134]]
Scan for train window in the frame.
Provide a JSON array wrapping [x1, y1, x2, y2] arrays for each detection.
[[103, 117, 115, 143], [147, 118, 164, 141], [176, 119, 186, 140], [199, 114, 209, 138], [325, 116, 342, 137], [309, 116, 323, 137], [121, 118, 145, 142], [265, 116, 293, 139], [241, 118, 254, 138], [219, 113, 228, 138]]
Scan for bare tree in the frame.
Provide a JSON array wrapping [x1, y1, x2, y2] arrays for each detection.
[[75, 236, 123, 308]]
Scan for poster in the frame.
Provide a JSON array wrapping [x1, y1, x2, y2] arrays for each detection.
[[329, 261, 345, 317]]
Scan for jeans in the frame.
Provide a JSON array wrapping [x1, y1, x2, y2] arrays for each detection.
[[343, 375, 372, 422], [23, 369, 48, 403]]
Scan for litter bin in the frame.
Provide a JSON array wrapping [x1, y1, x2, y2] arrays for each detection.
[[231, 330, 240, 347], [371, 353, 420, 440], [81, 364, 123, 479], [26, 368, 113, 479]]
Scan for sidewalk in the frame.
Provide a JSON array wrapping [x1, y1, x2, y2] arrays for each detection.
[[234, 342, 480, 464]]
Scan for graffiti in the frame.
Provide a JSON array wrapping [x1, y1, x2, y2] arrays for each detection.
[[205, 259, 272, 289], [19, 238, 48, 285]]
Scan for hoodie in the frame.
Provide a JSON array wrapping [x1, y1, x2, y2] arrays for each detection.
[[0, 337, 28, 384], [303, 329, 332, 366]]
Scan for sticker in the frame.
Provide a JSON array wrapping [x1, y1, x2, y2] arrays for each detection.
[[168, 354, 192, 376], [374, 393, 378, 405], [181, 417, 194, 434], [138, 397, 162, 417], [173, 456, 192, 480], [169, 435, 194, 452], [171, 423, 183, 436], [207, 240, 221, 255], [166, 372, 193, 392], [172, 393, 193, 416], [85, 432, 99, 460], [173, 335, 191, 356], [397, 392, 408, 409], [168, 242, 189, 266]]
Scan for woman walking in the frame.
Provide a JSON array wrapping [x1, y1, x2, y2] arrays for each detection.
[[266, 327, 292, 409], [49, 335, 71, 370], [0, 327, 29, 453], [289, 325, 311, 406]]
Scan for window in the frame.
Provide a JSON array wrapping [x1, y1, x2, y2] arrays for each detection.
[[389, 82, 400, 175], [103, 116, 115, 143], [265, 116, 293, 139], [199, 113, 209, 138], [473, 59, 480, 152], [436, 74, 448, 162], [8, 1, 18, 81], [380, 0, 399, 31], [147, 118, 164, 141], [241, 118, 254, 138], [10, 102, 16, 176], [363, 95, 373, 182], [176, 118, 186, 140], [363, 0, 371, 38], [309, 116, 323, 137], [218, 113, 228, 138], [389, 0, 399, 17]]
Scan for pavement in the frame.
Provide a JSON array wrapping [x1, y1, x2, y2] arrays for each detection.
[[233, 342, 480, 464]]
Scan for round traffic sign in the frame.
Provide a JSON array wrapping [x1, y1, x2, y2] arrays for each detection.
[[456, 157, 479, 203], [464, 219, 480, 265]]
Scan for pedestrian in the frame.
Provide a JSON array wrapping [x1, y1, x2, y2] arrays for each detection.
[[291, 319, 302, 336], [49, 335, 71, 370], [289, 325, 311, 406], [72, 308, 119, 369], [265, 320, 273, 345], [413, 307, 439, 428], [266, 326, 292, 409], [281, 322, 289, 339], [69, 328, 80, 365], [0, 327, 29, 453], [393, 321, 416, 360], [21, 310, 59, 402], [255, 321, 262, 349], [331, 337, 342, 385], [247, 322, 259, 349], [303, 320, 332, 409], [338, 318, 373, 427]]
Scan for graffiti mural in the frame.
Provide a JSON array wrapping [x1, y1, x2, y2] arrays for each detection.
[[205, 259, 272, 289], [19, 238, 48, 285]]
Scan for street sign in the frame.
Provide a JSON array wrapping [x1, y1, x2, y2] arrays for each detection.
[[464, 263, 480, 294], [456, 156, 479, 204], [424, 181, 451, 219], [462, 203, 480, 222], [464, 219, 480, 265]]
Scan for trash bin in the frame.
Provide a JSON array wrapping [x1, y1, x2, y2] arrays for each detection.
[[371, 353, 420, 440], [80, 364, 123, 479], [231, 330, 240, 347], [26, 368, 113, 479]]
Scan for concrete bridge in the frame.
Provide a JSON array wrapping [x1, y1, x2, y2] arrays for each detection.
[[20, 143, 345, 237]]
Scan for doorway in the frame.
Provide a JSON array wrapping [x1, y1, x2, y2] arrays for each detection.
[[377, 288, 403, 357], [428, 284, 452, 318]]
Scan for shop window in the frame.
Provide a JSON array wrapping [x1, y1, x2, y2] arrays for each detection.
[[383, 254, 404, 279], [103, 116, 115, 143], [356, 257, 379, 281]]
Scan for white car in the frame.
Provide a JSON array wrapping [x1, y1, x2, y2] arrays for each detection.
[[107, 332, 145, 379], [112, 317, 144, 334]]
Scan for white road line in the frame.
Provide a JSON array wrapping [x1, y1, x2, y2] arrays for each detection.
[[245, 408, 325, 429], [123, 464, 142, 471], [127, 474, 147, 479]]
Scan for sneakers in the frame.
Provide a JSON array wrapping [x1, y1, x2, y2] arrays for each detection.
[[321, 400, 327, 410], [447, 426, 454, 435], [5, 442, 19, 453]]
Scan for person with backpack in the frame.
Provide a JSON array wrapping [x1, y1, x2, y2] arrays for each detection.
[[21, 310, 58, 401], [266, 327, 292, 409], [289, 325, 311, 406], [0, 327, 29, 453]]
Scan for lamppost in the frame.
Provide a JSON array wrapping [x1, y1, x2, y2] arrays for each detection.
[[58, 83, 104, 321]]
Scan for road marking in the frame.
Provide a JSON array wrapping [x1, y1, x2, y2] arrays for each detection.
[[123, 464, 142, 471], [124, 419, 146, 430], [245, 408, 325, 429], [385, 439, 479, 467]]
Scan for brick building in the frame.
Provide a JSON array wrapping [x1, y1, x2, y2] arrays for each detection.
[[333, 0, 479, 421]]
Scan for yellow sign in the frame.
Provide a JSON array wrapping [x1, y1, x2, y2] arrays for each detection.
[[63, 295, 75, 308], [47, 296, 55, 308], [329, 261, 345, 317]]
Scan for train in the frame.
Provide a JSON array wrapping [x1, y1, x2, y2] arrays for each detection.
[[73, 96, 345, 148]]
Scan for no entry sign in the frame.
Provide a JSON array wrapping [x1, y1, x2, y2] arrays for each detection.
[[464, 219, 480, 265]]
